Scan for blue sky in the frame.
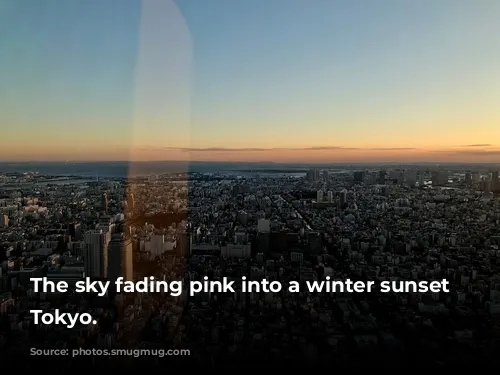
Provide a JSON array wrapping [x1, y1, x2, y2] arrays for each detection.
[[1, 0, 500, 161]]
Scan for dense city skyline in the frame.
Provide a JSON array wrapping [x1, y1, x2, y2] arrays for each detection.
[[1, 0, 500, 162]]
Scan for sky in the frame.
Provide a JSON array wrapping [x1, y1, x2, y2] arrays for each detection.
[[1, 0, 500, 163]]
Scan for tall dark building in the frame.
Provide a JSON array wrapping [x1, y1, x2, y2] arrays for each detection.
[[307, 232, 322, 255], [108, 233, 133, 283], [101, 193, 108, 213], [493, 171, 500, 193], [232, 185, 250, 196], [378, 170, 386, 184], [354, 171, 365, 183], [465, 172, 472, 185], [256, 232, 270, 255], [69, 222, 82, 241], [306, 169, 320, 181], [176, 232, 191, 258], [339, 189, 347, 208]]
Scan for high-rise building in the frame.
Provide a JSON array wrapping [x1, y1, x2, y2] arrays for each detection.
[[108, 234, 133, 283], [256, 233, 270, 255], [493, 171, 500, 192], [83, 230, 110, 278], [306, 169, 320, 181], [221, 243, 251, 258], [481, 179, 492, 193], [378, 170, 386, 184], [308, 232, 322, 255], [316, 190, 323, 202], [327, 191, 333, 203], [418, 171, 425, 187], [290, 252, 304, 263], [405, 171, 417, 187], [353, 171, 365, 183], [101, 193, 108, 213], [176, 232, 191, 258], [339, 189, 347, 207], [69, 222, 82, 241], [431, 170, 448, 186], [0, 215, 9, 228], [257, 218, 270, 233], [465, 173, 472, 185]]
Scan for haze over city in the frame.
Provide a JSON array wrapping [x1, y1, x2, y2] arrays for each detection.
[[1, 0, 500, 162]]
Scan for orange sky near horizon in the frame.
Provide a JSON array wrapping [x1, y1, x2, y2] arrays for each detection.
[[2, 144, 500, 163], [2, 0, 500, 164]]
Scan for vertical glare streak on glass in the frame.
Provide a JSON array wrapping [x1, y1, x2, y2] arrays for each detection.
[[128, 0, 192, 174], [125, 0, 192, 279]]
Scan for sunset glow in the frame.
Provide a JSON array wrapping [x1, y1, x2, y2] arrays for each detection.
[[1, 0, 500, 163]]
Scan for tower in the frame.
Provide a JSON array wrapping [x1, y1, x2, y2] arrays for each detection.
[[108, 234, 134, 283], [83, 230, 110, 278], [101, 193, 108, 213]]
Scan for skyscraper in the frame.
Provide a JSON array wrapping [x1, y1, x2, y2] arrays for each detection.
[[306, 169, 320, 181], [405, 171, 417, 187], [339, 189, 347, 208], [465, 173, 472, 185], [107, 233, 133, 283], [493, 171, 500, 192], [316, 190, 323, 202], [431, 170, 448, 186], [257, 218, 270, 233], [353, 171, 365, 183], [83, 230, 110, 278], [418, 171, 425, 187], [101, 193, 108, 213], [378, 170, 386, 184]]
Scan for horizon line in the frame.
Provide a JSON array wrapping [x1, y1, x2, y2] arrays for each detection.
[[1, 160, 500, 165]]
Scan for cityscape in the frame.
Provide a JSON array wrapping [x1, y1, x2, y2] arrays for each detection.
[[0, 162, 500, 368]]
